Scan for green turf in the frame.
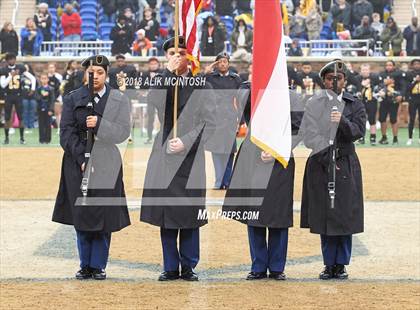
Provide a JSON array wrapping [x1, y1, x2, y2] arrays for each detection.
[[0, 127, 419, 148]]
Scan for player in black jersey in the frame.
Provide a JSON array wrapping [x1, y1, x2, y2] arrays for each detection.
[[0, 53, 35, 144]]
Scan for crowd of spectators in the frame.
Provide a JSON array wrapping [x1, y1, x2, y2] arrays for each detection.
[[0, 0, 419, 58]]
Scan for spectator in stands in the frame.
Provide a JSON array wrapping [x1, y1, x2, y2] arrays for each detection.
[[288, 38, 303, 56], [351, 0, 373, 30], [289, 12, 307, 40], [305, 5, 323, 40], [132, 29, 153, 56], [138, 7, 160, 42], [110, 15, 134, 55], [403, 17, 420, 57], [330, 0, 351, 32], [214, 0, 234, 16], [352, 15, 376, 50], [200, 16, 226, 57], [61, 3, 82, 41], [0, 22, 19, 56], [230, 18, 253, 62], [139, 0, 162, 15], [20, 18, 43, 56], [123, 7, 138, 34], [371, 12, 384, 37], [34, 3, 52, 42], [100, 0, 117, 23], [380, 17, 403, 56]]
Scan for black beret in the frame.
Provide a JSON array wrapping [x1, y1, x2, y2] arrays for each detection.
[[81, 55, 110, 70], [162, 36, 186, 51], [216, 52, 230, 62], [319, 59, 347, 79]]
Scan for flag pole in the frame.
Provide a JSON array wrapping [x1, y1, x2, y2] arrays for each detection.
[[173, 0, 180, 139]]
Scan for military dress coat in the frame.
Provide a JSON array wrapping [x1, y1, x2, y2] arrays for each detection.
[[300, 91, 366, 236], [223, 82, 304, 228], [140, 69, 217, 229], [204, 70, 242, 154], [52, 84, 131, 232]]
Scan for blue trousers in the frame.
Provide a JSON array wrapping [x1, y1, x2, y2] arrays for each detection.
[[248, 226, 288, 273], [76, 230, 111, 270], [160, 228, 200, 272], [22, 98, 36, 128], [320, 235, 352, 266], [211, 153, 234, 188]]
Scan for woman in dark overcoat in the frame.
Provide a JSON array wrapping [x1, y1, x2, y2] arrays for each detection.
[[300, 60, 366, 280], [53, 55, 131, 280]]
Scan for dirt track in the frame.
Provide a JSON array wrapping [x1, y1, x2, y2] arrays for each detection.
[[0, 147, 419, 309], [1, 281, 419, 310], [1, 147, 419, 201]]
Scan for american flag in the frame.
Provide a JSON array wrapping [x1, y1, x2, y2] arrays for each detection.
[[177, 0, 203, 75]]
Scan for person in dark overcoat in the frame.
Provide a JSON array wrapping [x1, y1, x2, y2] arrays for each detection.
[[140, 36, 217, 281], [52, 55, 131, 280], [300, 60, 366, 280], [223, 80, 304, 281], [204, 52, 242, 189]]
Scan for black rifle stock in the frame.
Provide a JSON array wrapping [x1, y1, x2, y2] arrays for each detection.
[[81, 66, 95, 205]]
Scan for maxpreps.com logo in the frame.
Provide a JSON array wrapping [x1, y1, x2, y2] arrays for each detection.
[[197, 209, 260, 221]]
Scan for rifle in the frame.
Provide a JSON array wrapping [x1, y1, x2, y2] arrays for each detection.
[[81, 63, 95, 205], [328, 61, 342, 209]]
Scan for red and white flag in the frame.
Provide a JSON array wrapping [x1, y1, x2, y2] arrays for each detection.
[[178, 0, 202, 75], [251, 0, 291, 168]]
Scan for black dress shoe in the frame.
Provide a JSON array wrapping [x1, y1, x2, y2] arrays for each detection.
[[3, 138, 9, 145], [319, 266, 335, 280], [379, 136, 389, 145], [269, 271, 286, 281], [158, 271, 180, 281], [91, 268, 106, 280], [334, 264, 349, 280], [246, 271, 267, 280], [75, 267, 92, 280], [181, 268, 198, 281]]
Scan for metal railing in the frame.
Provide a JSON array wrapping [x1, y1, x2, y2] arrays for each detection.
[[41, 39, 386, 57], [12, 0, 19, 26], [40, 41, 113, 56], [40, 40, 160, 57], [284, 39, 376, 57]]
